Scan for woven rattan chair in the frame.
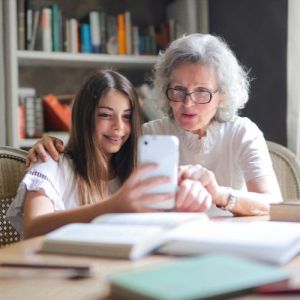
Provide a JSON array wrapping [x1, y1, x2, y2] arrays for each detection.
[[0, 146, 27, 247], [267, 141, 300, 200]]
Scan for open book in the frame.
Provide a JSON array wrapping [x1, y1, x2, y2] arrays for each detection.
[[41, 213, 300, 265], [40, 213, 208, 260], [159, 220, 300, 265]]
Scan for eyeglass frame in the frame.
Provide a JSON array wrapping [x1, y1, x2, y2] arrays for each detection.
[[165, 87, 219, 104]]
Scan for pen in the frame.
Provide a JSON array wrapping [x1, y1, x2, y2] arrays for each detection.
[[0, 262, 92, 279], [0, 262, 90, 271]]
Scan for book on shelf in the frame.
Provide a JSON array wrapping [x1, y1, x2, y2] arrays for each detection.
[[106, 14, 118, 55], [69, 18, 79, 53], [41, 213, 300, 265], [17, 0, 26, 50], [41, 212, 207, 260], [20, 2, 181, 55], [124, 11, 132, 55], [40, 7, 52, 52], [51, 3, 62, 52], [89, 11, 101, 53], [18, 87, 36, 139], [18, 87, 44, 138], [24, 96, 44, 138], [117, 13, 126, 55], [80, 23, 92, 53], [28, 9, 40, 51], [270, 200, 300, 222], [43, 94, 71, 132], [109, 254, 290, 300]]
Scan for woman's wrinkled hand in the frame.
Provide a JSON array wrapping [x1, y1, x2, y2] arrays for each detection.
[[26, 135, 64, 168]]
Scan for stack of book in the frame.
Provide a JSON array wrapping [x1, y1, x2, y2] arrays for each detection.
[[18, 87, 43, 139]]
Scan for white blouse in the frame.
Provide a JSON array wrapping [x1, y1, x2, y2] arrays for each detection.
[[6, 154, 120, 238], [143, 116, 275, 190]]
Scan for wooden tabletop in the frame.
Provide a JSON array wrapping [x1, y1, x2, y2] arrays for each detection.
[[1, 216, 300, 300]]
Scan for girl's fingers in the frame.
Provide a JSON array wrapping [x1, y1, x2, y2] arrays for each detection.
[[181, 165, 216, 189], [125, 163, 158, 186], [133, 193, 174, 211], [175, 179, 194, 208]]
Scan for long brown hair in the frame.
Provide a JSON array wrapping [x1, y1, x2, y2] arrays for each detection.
[[65, 70, 142, 205]]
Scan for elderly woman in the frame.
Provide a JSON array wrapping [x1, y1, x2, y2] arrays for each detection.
[[27, 33, 282, 216], [143, 33, 282, 215]]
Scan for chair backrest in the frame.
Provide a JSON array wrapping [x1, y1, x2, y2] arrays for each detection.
[[267, 141, 300, 200], [0, 146, 27, 247]]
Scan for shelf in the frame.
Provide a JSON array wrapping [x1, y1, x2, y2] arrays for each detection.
[[20, 132, 70, 149], [17, 51, 158, 69]]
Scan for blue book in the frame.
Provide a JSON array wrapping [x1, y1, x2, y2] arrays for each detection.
[[110, 254, 289, 300], [51, 3, 61, 52], [80, 24, 92, 53]]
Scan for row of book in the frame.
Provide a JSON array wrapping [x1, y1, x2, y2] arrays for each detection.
[[18, 84, 163, 139], [18, 88, 72, 139], [17, 1, 185, 55]]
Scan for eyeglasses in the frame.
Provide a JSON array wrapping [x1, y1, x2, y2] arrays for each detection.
[[166, 87, 218, 104]]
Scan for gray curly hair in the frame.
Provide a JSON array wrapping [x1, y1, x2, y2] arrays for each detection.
[[153, 33, 250, 122]]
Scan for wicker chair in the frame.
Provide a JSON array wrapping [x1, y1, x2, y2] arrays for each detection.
[[267, 141, 300, 200], [0, 146, 27, 247]]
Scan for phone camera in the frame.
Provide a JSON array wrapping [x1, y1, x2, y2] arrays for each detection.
[[144, 141, 148, 145]]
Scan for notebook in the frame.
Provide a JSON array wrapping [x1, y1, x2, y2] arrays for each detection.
[[109, 254, 290, 300]]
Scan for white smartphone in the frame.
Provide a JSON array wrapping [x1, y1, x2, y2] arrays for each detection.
[[138, 135, 179, 210]]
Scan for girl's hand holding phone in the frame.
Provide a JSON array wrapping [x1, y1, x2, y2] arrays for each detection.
[[111, 163, 173, 212]]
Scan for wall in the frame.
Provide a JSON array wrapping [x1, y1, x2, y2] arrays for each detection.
[[0, 0, 6, 145], [287, 0, 300, 157], [209, 0, 287, 145]]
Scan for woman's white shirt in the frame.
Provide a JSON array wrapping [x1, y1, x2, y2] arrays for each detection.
[[143, 116, 275, 216], [143, 116, 275, 190]]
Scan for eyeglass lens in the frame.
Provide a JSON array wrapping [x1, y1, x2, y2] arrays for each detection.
[[167, 88, 212, 104]]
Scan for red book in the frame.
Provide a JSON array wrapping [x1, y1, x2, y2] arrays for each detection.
[[43, 94, 71, 131], [18, 104, 25, 138]]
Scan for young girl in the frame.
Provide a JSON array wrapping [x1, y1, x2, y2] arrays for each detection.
[[7, 70, 211, 239]]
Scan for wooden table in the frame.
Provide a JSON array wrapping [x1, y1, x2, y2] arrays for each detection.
[[1, 216, 300, 300]]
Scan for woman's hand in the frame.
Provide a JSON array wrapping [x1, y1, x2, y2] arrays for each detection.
[[111, 164, 173, 212], [175, 178, 212, 212], [27, 135, 64, 167]]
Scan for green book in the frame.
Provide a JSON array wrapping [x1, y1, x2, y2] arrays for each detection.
[[109, 254, 289, 300]]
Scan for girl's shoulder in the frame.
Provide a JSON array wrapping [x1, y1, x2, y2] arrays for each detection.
[[28, 153, 73, 178]]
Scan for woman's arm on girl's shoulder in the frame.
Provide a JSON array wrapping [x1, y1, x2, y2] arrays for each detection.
[[26, 135, 64, 167]]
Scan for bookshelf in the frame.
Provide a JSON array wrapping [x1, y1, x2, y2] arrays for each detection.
[[18, 50, 158, 69], [3, 0, 208, 148]]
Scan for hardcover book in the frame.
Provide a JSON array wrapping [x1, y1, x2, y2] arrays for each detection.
[[43, 94, 71, 131], [270, 200, 300, 222]]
